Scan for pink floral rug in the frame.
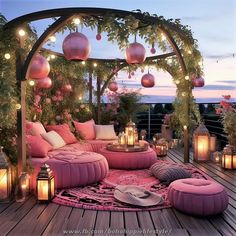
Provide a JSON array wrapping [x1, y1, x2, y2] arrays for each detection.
[[53, 160, 211, 211]]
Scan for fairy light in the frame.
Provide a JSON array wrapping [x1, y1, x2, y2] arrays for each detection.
[[4, 53, 11, 60], [187, 50, 192, 54], [28, 80, 35, 86], [182, 92, 186, 97], [198, 61, 203, 66], [167, 58, 173, 64], [175, 80, 180, 85], [161, 33, 166, 41], [144, 65, 149, 70], [81, 61, 86, 65], [185, 75, 190, 80], [47, 56, 51, 61], [16, 104, 21, 110], [93, 62, 97, 68], [49, 35, 56, 42], [73, 18, 81, 25], [183, 125, 187, 130], [18, 29, 26, 37], [50, 54, 56, 59], [78, 96, 82, 101]]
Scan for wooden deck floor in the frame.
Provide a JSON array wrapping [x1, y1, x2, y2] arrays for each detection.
[[0, 149, 236, 236]]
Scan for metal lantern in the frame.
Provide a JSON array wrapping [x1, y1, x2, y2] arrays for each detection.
[[141, 73, 155, 88], [154, 141, 168, 157], [29, 54, 50, 79], [192, 76, 205, 87], [36, 164, 55, 202], [210, 135, 217, 152], [193, 123, 210, 161], [62, 32, 91, 61], [212, 151, 222, 164], [36, 77, 52, 89], [125, 120, 136, 146], [222, 145, 236, 169], [125, 42, 146, 64], [0, 146, 12, 202], [108, 81, 118, 92]]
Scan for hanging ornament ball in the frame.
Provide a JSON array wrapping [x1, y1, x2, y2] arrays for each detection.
[[96, 34, 102, 40], [36, 77, 52, 89], [141, 73, 155, 88], [131, 72, 135, 76], [62, 84, 72, 92], [29, 54, 50, 79], [192, 76, 205, 87], [108, 81, 118, 92], [150, 47, 156, 54], [125, 42, 146, 64], [62, 32, 91, 61]]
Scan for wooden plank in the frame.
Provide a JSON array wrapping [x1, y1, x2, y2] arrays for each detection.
[[137, 211, 156, 236], [124, 211, 143, 236], [42, 205, 72, 236], [0, 201, 13, 214], [94, 211, 110, 236], [0, 197, 36, 235], [110, 211, 125, 236]]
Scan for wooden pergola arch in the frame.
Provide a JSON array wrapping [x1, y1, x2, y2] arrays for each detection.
[[4, 7, 190, 174]]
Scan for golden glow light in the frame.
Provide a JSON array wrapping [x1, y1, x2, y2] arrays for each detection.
[[47, 57, 51, 61], [78, 96, 82, 100], [50, 54, 56, 59], [29, 80, 35, 86], [183, 125, 187, 130], [18, 29, 26, 37], [16, 104, 21, 110], [93, 62, 97, 67], [187, 50, 192, 54], [182, 92, 186, 97], [175, 80, 180, 85], [167, 58, 173, 64], [161, 33, 166, 41], [81, 61, 86, 65], [4, 53, 11, 60], [49, 35, 56, 42], [198, 61, 203, 66], [73, 18, 81, 25], [185, 75, 189, 80]]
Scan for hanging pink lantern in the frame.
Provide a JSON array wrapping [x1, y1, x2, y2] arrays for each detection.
[[36, 77, 52, 89], [62, 84, 72, 92], [131, 71, 135, 76], [125, 42, 146, 64], [108, 81, 118, 92], [96, 34, 102, 40], [62, 32, 91, 61], [150, 47, 156, 54], [193, 76, 205, 87], [141, 73, 155, 88], [29, 54, 50, 79]]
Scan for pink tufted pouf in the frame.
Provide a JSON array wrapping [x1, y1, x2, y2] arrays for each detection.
[[168, 178, 229, 216], [99, 147, 157, 169], [31, 150, 109, 190]]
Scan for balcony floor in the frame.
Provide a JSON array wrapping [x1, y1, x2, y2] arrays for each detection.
[[0, 149, 236, 236]]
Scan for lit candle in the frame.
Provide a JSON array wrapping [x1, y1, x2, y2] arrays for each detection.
[[0, 170, 7, 199], [223, 155, 232, 169]]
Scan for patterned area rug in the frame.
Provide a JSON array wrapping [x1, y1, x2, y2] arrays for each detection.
[[53, 160, 210, 211]]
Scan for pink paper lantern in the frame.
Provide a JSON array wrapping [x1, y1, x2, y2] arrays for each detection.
[[29, 54, 50, 79], [36, 77, 52, 89], [109, 81, 118, 92], [125, 42, 146, 64], [62, 32, 91, 61], [193, 76, 205, 87], [62, 84, 72, 92], [96, 34, 102, 40], [150, 47, 156, 54], [141, 73, 155, 88]]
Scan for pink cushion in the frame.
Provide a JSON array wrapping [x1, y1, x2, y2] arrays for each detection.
[[46, 124, 77, 144], [73, 119, 95, 140], [86, 139, 116, 153], [26, 121, 46, 136], [99, 147, 157, 169], [168, 178, 229, 216], [30, 149, 109, 190], [26, 135, 52, 157]]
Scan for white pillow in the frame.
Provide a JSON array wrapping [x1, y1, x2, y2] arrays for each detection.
[[94, 125, 117, 140], [41, 131, 66, 149]]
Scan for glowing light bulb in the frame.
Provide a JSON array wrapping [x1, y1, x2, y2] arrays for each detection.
[[198, 61, 203, 66], [78, 96, 82, 100], [4, 53, 10, 60], [16, 104, 21, 110], [144, 65, 149, 70], [49, 35, 56, 42], [29, 80, 35, 86], [93, 63, 97, 67], [161, 33, 166, 41], [73, 18, 81, 25], [187, 50, 192, 54], [185, 75, 189, 80], [183, 125, 187, 130], [175, 80, 180, 85], [81, 61, 86, 65], [182, 92, 186, 97], [18, 29, 25, 37], [50, 54, 56, 59], [167, 58, 173, 64], [47, 57, 51, 61]]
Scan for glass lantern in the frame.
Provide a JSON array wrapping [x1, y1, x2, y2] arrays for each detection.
[[212, 151, 222, 164], [222, 145, 236, 170], [19, 172, 30, 195], [118, 132, 126, 146], [154, 141, 168, 157], [0, 146, 12, 202], [125, 120, 135, 146], [36, 164, 55, 202], [193, 123, 210, 162]]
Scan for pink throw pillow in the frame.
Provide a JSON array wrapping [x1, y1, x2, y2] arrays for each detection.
[[73, 119, 95, 140], [26, 135, 52, 157], [26, 121, 46, 136], [46, 124, 77, 144]]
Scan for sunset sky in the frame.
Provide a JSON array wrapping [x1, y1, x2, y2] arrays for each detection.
[[1, 0, 236, 103]]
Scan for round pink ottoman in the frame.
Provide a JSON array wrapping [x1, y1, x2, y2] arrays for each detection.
[[168, 178, 228, 216], [31, 151, 109, 189], [99, 147, 157, 169]]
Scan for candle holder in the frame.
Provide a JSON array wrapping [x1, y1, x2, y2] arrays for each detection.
[[212, 151, 222, 164], [153, 141, 168, 157], [222, 145, 236, 170], [125, 120, 136, 147]]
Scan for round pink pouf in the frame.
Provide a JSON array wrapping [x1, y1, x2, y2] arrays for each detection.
[[168, 178, 228, 216], [99, 147, 157, 169]]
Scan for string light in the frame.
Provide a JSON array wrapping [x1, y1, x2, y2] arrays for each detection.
[[16, 104, 21, 110], [47, 56, 51, 61], [181, 92, 186, 97], [187, 50, 192, 54], [93, 62, 97, 67], [73, 18, 81, 25], [4, 53, 11, 60], [161, 33, 166, 41], [81, 61, 86, 65], [167, 58, 173, 64], [50, 54, 56, 59], [185, 75, 189, 80], [28, 80, 35, 86], [78, 96, 82, 100], [198, 61, 203, 66], [183, 125, 187, 130], [175, 80, 180, 85], [18, 29, 26, 37], [49, 35, 56, 42], [144, 65, 149, 70]]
